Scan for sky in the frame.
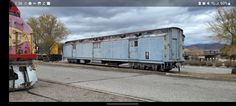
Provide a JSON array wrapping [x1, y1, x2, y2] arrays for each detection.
[[18, 6, 219, 45]]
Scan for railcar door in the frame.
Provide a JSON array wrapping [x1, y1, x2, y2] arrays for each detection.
[[93, 42, 101, 58], [171, 38, 178, 59], [170, 29, 180, 60], [128, 39, 138, 59], [72, 43, 76, 58]]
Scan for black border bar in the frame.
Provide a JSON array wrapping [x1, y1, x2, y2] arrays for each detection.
[[12, 0, 236, 7]]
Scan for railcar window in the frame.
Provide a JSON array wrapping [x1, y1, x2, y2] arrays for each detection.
[[145, 52, 149, 59], [9, 12, 20, 17], [134, 40, 138, 47], [130, 41, 134, 47], [93, 42, 101, 48], [93, 43, 97, 48], [130, 40, 138, 47], [72, 44, 76, 49], [147, 32, 152, 34]]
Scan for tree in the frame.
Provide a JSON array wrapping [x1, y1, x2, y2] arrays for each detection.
[[27, 14, 69, 60], [220, 45, 236, 60], [209, 7, 236, 45], [208, 7, 236, 59]]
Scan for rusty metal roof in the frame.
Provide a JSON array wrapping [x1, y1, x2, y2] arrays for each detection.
[[65, 27, 183, 44]]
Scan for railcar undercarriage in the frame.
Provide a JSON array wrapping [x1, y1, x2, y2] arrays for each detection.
[[67, 59, 182, 72]]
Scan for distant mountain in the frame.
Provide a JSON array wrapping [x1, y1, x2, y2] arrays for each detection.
[[185, 43, 225, 50]]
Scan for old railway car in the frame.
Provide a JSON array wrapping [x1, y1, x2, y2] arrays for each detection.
[[37, 43, 62, 61], [63, 27, 185, 71]]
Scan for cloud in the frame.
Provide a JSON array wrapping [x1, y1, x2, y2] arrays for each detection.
[[18, 6, 218, 45]]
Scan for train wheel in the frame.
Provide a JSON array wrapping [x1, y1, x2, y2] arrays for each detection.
[[134, 63, 140, 69], [76, 60, 80, 64], [130, 63, 135, 69], [140, 64, 145, 70], [160, 67, 167, 72], [152, 65, 158, 71], [164, 69, 171, 72]]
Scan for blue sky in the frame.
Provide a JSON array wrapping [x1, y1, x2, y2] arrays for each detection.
[[18, 7, 219, 45]]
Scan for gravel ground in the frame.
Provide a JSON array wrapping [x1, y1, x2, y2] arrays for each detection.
[[39, 62, 236, 81], [9, 90, 55, 102], [35, 65, 236, 102], [172, 65, 233, 74], [10, 62, 236, 102], [9, 81, 142, 102]]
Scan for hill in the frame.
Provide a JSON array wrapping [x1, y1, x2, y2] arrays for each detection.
[[185, 43, 225, 50]]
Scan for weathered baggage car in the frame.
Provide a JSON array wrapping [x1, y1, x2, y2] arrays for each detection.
[[63, 27, 185, 71]]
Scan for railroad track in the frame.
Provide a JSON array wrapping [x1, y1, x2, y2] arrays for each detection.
[[39, 61, 177, 75]]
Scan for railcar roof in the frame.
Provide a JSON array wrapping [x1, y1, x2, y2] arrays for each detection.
[[65, 27, 183, 44]]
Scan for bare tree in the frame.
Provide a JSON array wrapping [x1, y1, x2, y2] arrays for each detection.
[[209, 7, 236, 44], [27, 14, 69, 60], [209, 7, 236, 59]]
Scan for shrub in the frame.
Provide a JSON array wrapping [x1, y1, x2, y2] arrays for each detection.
[[184, 60, 190, 65], [231, 61, 236, 68], [185, 60, 195, 65], [224, 61, 236, 68], [195, 61, 205, 66], [206, 61, 213, 66], [190, 60, 199, 66], [185, 60, 206, 66], [214, 61, 223, 67], [224, 61, 231, 67]]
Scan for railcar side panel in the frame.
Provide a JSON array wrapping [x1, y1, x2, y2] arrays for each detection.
[[93, 42, 102, 58], [128, 39, 138, 59], [76, 43, 93, 58], [101, 39, 129, 60], [138, 36, 165, 61], [63, 44, 73, 58]]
